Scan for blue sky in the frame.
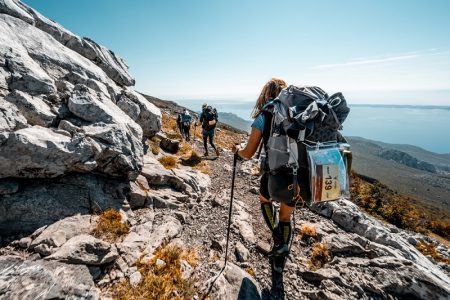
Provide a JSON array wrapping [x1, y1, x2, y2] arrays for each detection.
[[24, 0, 450, 105]]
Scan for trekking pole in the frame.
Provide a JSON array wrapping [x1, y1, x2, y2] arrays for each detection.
[[223, 152, 238, 267], [201, 152, 238, 300]]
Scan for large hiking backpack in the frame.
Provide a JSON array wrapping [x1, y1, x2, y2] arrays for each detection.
[[261, 85, 350, 203], [203, 106, 218, 129], [181, 112, 192, 127]]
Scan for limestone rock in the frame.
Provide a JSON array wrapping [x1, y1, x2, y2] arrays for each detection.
[[235, 242, 250, 262], [0, 99, 28, 131], [142, 155, 211, 196], [118, 90, 161, 138], [5, 90, 56, 127], [46, 234, 118, 265], [0, 2, 162, 183], [0, 174, 127, 237], [0, 178, 19, 195], [202, 263, 261, 300], [0, 126, 98, 178], [128, 175, 151, 209], [129, 271, 142, 287], [0, 256, 100, 299], [232, 200, 256, 244], [30, 214, 96, 255]]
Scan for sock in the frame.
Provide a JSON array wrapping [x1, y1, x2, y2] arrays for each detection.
[[278, 221, 292, 245], [260, 203, 276, 231]]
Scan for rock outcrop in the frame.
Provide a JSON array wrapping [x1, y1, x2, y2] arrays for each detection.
[[0, 0, 161, 182]]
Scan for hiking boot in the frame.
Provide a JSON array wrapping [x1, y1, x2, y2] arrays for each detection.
[[270, 243, 289, 257], [215, 148, 220, 156], [272, 255, 287, 273], [203, 152, 209, 157]]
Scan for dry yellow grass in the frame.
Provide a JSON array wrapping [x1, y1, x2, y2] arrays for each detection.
[[416, 240, 450, 265], [193, 161, 212, 175], [148, 136, 161, 155], [309, 242, 331, 270], [91, 209, 129, 243], [299, 223, 317, 241], [245, 267, 256, 277], [178, 142, 193, 158], [111, 244, 198, 300], [351, 172, 450, 241], [158, 155, 178, 169]]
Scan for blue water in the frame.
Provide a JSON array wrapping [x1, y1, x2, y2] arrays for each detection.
[[182, 99, 450, 154]]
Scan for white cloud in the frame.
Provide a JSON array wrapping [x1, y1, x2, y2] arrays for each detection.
[[311, 54, 419, 69]]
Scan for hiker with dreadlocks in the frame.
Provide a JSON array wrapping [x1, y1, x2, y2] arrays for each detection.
[[232, 78, 293, 271], [232, 78, 351, 273]]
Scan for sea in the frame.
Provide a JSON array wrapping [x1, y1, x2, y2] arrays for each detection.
[[181, 99, 450, 154]]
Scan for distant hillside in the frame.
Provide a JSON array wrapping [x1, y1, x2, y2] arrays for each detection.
[[348, 136, 450, 220], [218, 112, 252, 132]]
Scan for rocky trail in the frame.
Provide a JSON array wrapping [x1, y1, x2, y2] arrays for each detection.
[[180, 140, 450, 300]]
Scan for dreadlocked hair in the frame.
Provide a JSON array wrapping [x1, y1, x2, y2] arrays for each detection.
[[251, 78, 287, 119]]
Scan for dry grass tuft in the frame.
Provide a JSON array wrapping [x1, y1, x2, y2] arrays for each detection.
[[158, 155, 178, 169], [416, 240, 450, 265], [309, 242, 331, 270], [178, 142, 193, 158], [299, 223, 317, 241], [162, 113, 178, 133], [193, 161, 212, 175], [245, 267, 256, 277], [148, 136, 161, 155], [111, 244, 198, 300], [91, 209, 129, 243]]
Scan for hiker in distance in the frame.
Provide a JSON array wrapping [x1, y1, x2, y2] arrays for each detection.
[[180, 108, 193, 141], [176, 111, 183, 137], [198, 103, 220, 157], [231, 78, 294, 264]]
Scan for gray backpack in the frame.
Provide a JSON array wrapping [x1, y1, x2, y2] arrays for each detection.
[[261, 85, 350, 203]]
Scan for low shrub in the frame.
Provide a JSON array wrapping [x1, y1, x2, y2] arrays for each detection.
[[350, 172, 450, 241], [149, 136, 160, 155], [159, 155, 178, 169], [91, 209, 129, 243], [416, 240, 450, 265], [299, 223, 317, 241], [111, 244, 198, 300], [309, 242, 331, 270]]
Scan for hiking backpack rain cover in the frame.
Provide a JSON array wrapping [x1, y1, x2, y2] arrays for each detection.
[[261, 85, 351, 205]]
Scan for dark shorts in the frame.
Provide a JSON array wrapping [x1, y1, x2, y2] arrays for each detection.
[[202, 128, 215, 139], [259, 171, 310, 207]]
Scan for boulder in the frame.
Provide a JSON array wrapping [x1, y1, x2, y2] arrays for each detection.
[[30, 214, 97, 255], [202, 262, 261, 300], [0, 126, 98, 178], [235, 242, 250, 262], [232, 200, 256, 244], [46, 234, 119, 265], [0, 256, 100, 299], [128, 175, 151, 209], [0, 174, 127, 237], [142, 155, 211, 196], [118, 90, 161, 138], [159, 137, 180, 154]]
